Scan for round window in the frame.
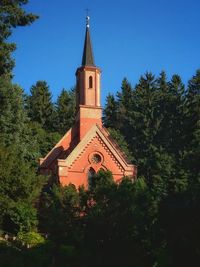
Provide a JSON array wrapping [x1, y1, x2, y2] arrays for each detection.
[[91, 153, 101, 164]]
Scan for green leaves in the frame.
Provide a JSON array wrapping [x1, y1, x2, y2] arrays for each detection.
[[0, 145, 46, 234]]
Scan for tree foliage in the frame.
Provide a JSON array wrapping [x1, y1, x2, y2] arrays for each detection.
[[0, 0, 38, 76], [0, 4, 199, 265], [27, 81, 55, 131], [56, 88, 76, 134]]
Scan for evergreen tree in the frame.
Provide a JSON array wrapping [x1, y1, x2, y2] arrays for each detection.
[[129, 73, 175, 194], [56, 88, 76, 135], [107, 128, 134, 162], [155, 71, 170, 148], [28, 81, 55, 131], [0, 78, 56, 164], [117, 78, 133, 111], [27, 121, 61, 161], [0, 0, 38, 77], [130, 73, 158, 174], [166, 74, 185, 154], [0, 77, 27, 147], [184, 70, 200, 179], [103, 94, 118, 128], [116, 78, 134, 135], [155, 73, 188, 193]]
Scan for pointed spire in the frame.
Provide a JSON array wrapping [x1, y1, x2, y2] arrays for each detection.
[[81, 16, 95, 66]]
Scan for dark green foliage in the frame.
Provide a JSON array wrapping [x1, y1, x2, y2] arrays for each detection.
[[0, 0, 38, 76], [37, 173, 161, 267], [27, 121, 61, 159], [103, 93, 118, 128], [0, 8, 199, 264], [107, 127, 134, 162], [157, 187, 200, 267], [103, 72, 193, 196], [56, 88, 76, 134], [27, 81, 55, 131], [0, 77, 40, 163], [116, 78, 134, 138], [0, 145, 46, 234], [184, 70, 200, 179], [39, 184, 80, 244], [0, 77, 27, 146]]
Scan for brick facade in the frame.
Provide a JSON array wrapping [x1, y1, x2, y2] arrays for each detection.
[[39, 19, 137, 188]]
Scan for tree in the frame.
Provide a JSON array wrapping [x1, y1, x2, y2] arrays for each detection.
[[80, 174, 159, 267], [0, 145, 46, 234], [0, 77, 51, 164], [103, 94, 118, 129], [184, 70, 200, 180], [116, 78, 134, 136], [0, 77, 28, 147], [56, 88, 76, 135], [28, 81, 55, 131], [158, 73, 185, 155], [155, 73, 188, 193], [0, 0, 38, 77], [130, 73, 160, 177], [107, 128, 134, 162]]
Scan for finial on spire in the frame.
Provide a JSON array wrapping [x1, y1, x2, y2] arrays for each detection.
[[86, 9, 90, 28], [82, 9, 95, 66]]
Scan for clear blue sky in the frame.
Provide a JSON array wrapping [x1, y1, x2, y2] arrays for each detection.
[[11, 0, 200, 105]]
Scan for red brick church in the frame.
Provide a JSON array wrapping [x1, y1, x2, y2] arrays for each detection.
[[39, 16, 137, 188]]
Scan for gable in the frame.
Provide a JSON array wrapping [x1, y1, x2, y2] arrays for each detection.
[[63, 124, 134, 173]]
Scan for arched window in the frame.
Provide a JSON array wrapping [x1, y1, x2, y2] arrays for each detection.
[[89, 76, 93, 88], [88, 167, 96, 188]]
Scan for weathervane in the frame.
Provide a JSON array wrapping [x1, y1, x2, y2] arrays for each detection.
[[86, 8, 90, 28]]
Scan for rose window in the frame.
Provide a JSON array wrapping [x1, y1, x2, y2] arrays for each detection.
[[91, 153, 101, 164]]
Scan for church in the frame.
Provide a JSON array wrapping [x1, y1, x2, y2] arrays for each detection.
[[39, 16, 137, 188]]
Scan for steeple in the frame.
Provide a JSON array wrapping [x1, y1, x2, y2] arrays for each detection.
[[39, 15, 137, 188], [75, 15, 102, 139], [81, 16, 95, 66]]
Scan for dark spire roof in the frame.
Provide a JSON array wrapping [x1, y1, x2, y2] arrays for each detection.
[[81, 16, 95, 67]]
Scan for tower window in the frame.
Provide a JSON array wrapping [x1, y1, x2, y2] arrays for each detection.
[[89, 76, 93, 88]]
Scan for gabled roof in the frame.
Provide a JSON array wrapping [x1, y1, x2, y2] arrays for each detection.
[[39, 125, 78, 168], [63, 124, 134, 171]]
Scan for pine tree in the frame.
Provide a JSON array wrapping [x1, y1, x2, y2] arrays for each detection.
[[28, 81, 55, 131], [103, 93, 118, 128], [129, 72, 174, 194], [116, 78, 134, 134], [167, 74, 185, 154], [56, 88, 76, 135], [130, 72, 158, 172], [0, 0, 38, 77], [155, 71, 169, 148], [184, 70, 200, 179]]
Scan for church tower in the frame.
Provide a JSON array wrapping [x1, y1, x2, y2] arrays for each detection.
[[39, 17, 137, 188], [76, 16, 102, 140]]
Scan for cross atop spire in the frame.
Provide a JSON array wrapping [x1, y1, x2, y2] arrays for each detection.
[[81, 15, 95, 66]]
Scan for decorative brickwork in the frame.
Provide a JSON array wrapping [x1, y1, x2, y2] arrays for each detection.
[[39, 18, 137, 188]]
